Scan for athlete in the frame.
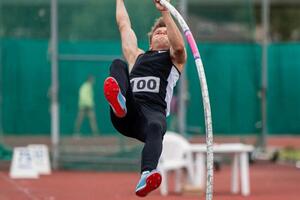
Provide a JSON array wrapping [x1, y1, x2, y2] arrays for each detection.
[[103, 0, 186, 197]]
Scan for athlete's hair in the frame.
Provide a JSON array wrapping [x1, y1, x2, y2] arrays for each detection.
[[148, 17, 166, 45]]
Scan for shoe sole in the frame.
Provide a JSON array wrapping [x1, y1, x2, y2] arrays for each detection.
[[103, 77, 126, 118], [135, 172, 162, 197]]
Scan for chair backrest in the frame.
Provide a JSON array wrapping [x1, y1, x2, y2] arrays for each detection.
[[160, 131, 191, 163]]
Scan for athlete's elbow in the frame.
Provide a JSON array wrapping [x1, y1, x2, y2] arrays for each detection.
[[172, 48, 187, 65], [117, 21, 130, 32], [116, 15, 130, 30], [117, 19, 127, 30], [172, 41, 185, 52], [173, 46, 185, 56]]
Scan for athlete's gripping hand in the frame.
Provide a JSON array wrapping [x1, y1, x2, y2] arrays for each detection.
[[153, 0, 169, 12]]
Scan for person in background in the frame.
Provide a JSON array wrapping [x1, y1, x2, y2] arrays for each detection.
[[74, 75, 99, 137]]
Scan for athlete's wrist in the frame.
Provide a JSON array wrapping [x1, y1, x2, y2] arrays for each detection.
[[161, 10, 170, 16]]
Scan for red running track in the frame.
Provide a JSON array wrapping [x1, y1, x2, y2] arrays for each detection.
[[0, 163, 299, 200]]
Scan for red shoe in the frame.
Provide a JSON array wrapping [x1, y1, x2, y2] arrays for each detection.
[[135, 170, 162, 197], [103, 77, 127, 118]]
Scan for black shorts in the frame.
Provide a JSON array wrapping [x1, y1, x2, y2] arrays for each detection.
[[108, 59, 167, 143]]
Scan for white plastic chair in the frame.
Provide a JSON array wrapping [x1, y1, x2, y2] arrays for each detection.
[[157, 131, 194, 195]]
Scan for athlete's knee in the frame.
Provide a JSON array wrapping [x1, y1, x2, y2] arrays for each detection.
[[110, 59, 128, 72], [112, 58, 126, 66], [148, 121, 165, 139]]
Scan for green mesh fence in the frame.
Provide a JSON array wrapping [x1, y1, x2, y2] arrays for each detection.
[[268, 43, 300, 134], [187, 43, 261, 134], [1, 39, 50, 134], [1, 39, 300, 135]]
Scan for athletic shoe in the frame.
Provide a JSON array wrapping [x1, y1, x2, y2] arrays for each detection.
[[103, 77, 127, 118], [135, 170, 162, 197]]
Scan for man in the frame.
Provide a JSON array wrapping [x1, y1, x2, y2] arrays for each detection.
[[74, 75, 99, 137], [103, 0, 186, 197]]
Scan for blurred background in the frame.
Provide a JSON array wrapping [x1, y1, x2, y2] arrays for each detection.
[[0, 0, 299, 172]]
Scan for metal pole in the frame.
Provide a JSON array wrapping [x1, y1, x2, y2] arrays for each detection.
[[51, 0, 59, 169], [58, 54, 121, 62], [178, 0, 187, 137], [0, 1, 3, 136], [0, 39, 3, 136], [260, 0, 269, 150]]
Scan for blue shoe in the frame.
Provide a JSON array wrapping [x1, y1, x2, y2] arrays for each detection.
[[135, 170, 162, 197]]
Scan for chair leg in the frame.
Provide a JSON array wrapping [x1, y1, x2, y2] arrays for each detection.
[[193, 153, 205, 188], [186, 152, 196, 185], [231, 153, 239, 194], [175, 169, 182, 193], [160, 169, 168, 196], [240, 152, 250, 196]]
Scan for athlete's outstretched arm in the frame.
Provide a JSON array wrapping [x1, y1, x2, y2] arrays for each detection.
[[116, 0, 144, 71], [154, 0, 186, 72]]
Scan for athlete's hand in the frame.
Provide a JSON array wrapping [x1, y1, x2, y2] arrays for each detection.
[[153, 0, 169, 12]]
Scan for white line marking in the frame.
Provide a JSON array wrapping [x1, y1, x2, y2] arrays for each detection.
[[0, 172, 39, 200]]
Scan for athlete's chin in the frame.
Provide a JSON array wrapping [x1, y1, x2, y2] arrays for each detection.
[[152, 43, 170, 51]]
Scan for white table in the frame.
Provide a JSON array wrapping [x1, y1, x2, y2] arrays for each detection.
[[190, 143, 254, 196]]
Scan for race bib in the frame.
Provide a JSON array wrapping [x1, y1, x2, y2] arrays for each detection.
[[130, 76, 160, 93]]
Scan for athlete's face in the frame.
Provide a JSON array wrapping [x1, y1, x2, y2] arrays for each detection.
[[150, 27, 170, 50]]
